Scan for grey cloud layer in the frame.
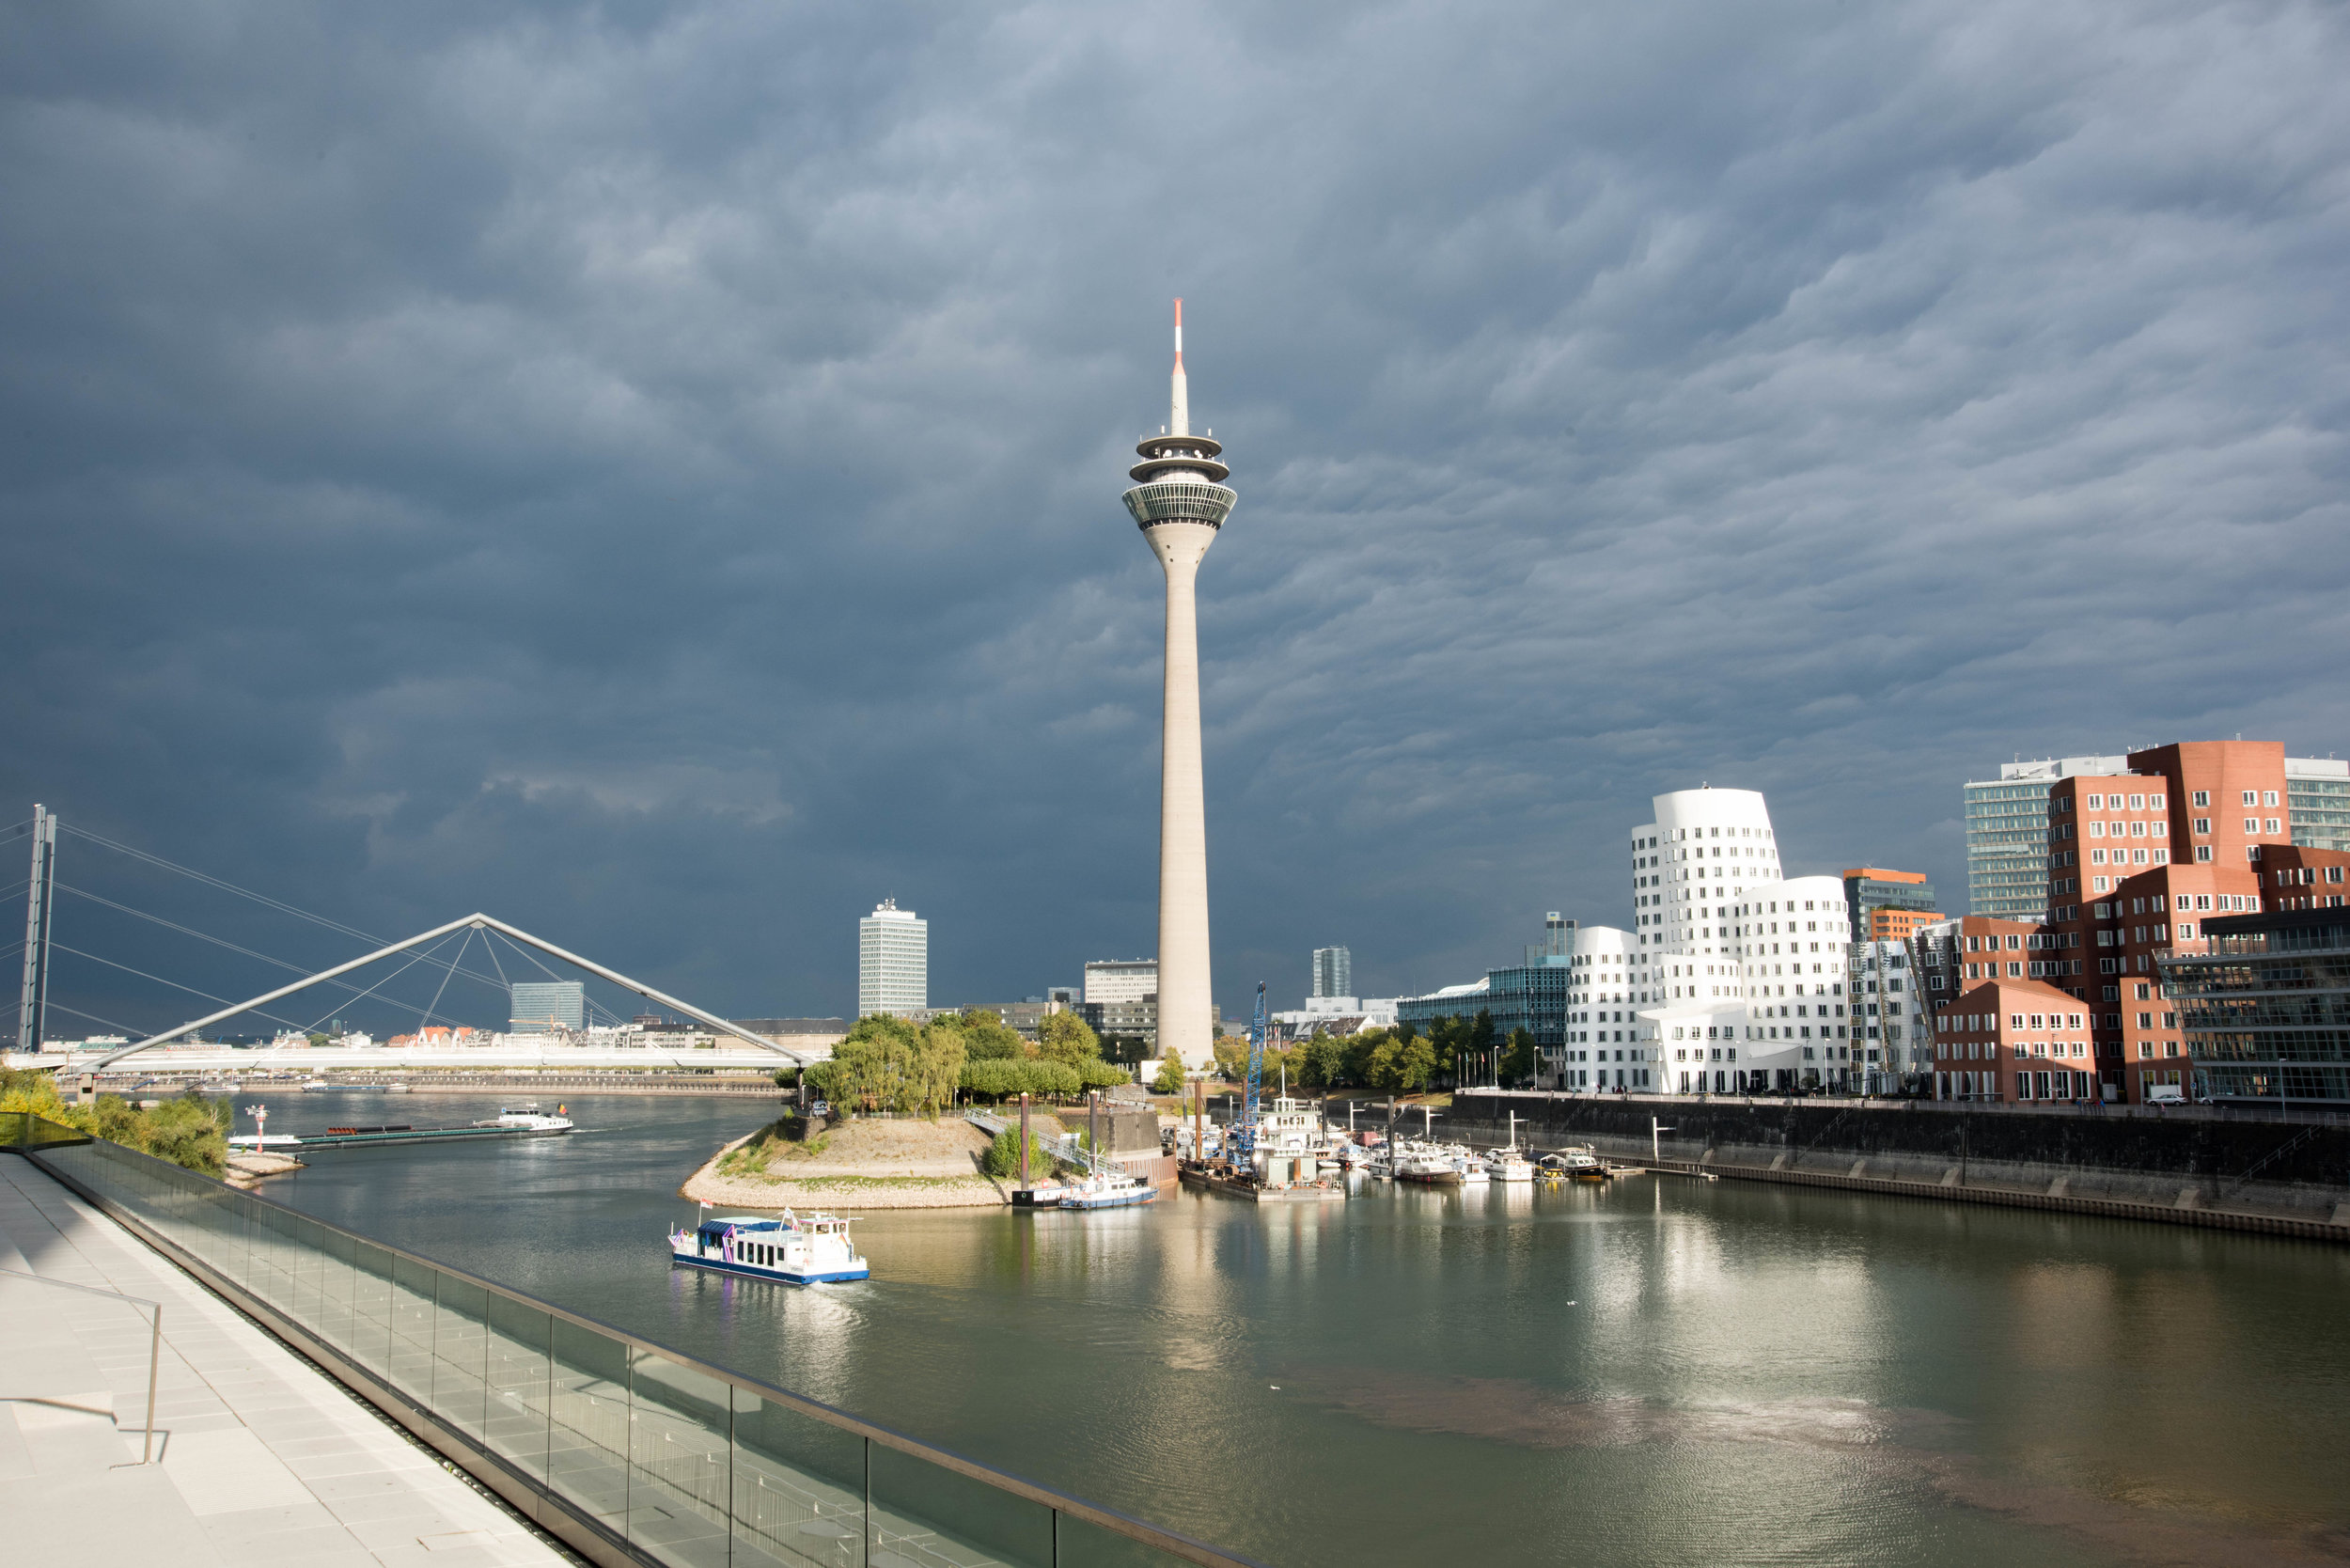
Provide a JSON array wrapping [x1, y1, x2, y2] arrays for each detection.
[[3, 0, 2343, 1027]]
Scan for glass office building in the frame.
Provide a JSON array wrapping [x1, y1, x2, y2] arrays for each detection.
[[509, 980, 585, 1033], [2163, 907, 2350, 1105], [1965, 757, 2124, 919], [2288, 759, 2350, 853], [1311, 946, 1352, 999]]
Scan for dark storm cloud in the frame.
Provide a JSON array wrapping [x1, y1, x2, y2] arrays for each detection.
[[3, 0, 2345, 1028]]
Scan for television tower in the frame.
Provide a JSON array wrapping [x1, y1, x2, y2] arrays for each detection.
[[1121, 300, 1236, 1069]]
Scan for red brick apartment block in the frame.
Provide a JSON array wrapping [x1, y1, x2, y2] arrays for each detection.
[[1931, 979, 2103, 1104]]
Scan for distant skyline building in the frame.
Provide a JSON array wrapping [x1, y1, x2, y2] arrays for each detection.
[[1311, 946, 1352, 1000], [1121, 300, 1237, 1068], [509, 980, 585, 1033], [1841, 867, 1940, 940], [857, 899, 927, 1018], [1081, 959, 1156, 1006]]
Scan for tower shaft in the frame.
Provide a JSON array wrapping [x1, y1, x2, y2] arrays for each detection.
[[1121, 302, 1236, 1069], [1151, 523, 1215, 1067]]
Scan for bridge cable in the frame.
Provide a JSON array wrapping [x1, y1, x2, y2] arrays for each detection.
[[55, 882, 505, 1012], [42, 1000, 152, 1038], [50, 884, 503, 1029], [51, 830, 510, 995], [416, 926, 474, 1036], [46, 943, 311, 1034], [294, 935, 457, 1036]]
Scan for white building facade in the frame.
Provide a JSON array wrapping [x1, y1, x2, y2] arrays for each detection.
[[1619, 788, 1858, 1094], [857, 900, 928, 1018]]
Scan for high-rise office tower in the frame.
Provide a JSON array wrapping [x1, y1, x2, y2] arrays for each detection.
[[858, 899, 928, 1018], [509, 980, 586, 1033], [1311, 947, 1352, 999], [1121, 301, 1237, 1067]]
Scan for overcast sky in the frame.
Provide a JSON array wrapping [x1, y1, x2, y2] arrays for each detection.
[[4, 0, 2346, 1037]]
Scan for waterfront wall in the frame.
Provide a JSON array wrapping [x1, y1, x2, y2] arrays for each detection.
[[1444, 1091, 2350, 1226]]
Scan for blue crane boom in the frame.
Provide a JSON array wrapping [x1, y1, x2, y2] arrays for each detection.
[[1234, 981, 1266, 1166]]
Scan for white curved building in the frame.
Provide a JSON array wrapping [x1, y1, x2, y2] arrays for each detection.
[[1618, 788, 1858, 1093]]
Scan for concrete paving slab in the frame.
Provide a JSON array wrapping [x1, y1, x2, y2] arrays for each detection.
[[0, 1157, 567, 1566]]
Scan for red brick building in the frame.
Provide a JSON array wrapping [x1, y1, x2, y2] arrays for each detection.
[[1930, 978, 2102, 1103], [1929, 741, 2331, 1104]]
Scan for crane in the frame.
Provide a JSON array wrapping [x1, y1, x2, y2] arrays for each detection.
[[1233, 980, 1267, 1166]]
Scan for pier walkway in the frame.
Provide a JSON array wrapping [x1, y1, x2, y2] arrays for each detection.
[[0, 1157, 564, 1568]]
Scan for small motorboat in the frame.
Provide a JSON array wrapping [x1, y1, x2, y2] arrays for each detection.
[[670, 1211, 869, 1284], [1393, 1144, 1465, 1186]]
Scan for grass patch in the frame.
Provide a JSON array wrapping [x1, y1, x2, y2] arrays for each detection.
[[716, 1120, 827, 1177]]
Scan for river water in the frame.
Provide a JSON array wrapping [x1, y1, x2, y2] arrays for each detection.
[[233, 1090, 2350, 1568]]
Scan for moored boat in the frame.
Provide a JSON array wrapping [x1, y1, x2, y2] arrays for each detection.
[[1059, 1173, 1157, 1210], [1487, 1150, 1538, 1184]]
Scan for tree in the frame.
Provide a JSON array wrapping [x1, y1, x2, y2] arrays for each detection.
[[1211, 1039, 1248, 1080], [1367, 1036, 1402, 1090], [810, 1014, 962, 1116], [1501, 1028, 1539, 1088], [1152, 1056, 1186, 1094], [1398, 1039, 1437, 1091], [1038, 1011, 1103, 1068], [1468, 1011, 1496, 1083], [1299, 1034, 1342, 1089], [950, 1009, 1027, 1062]]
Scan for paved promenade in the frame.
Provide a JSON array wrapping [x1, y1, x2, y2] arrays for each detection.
[[0, 1156, 568, 1567]]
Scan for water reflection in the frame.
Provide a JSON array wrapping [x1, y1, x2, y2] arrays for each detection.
[[246, 1090, 2350, 1568]]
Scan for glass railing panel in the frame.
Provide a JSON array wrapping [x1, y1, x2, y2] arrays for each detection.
[[483, 1294, 552, 1484], [547, 1314, 632, 1535], [312, 1224, 360, 1355], [352, 1241, 398, 1382], [433, 1274, 492, 1443], [729, 1387, 866, 1568], [869, 1442, 1052, 1568], [626, 1349, 732, 1568], [388, 1253, 439, 1404], [1054, 1513, 1218, 1568], [285, 1207, 329, 1332]]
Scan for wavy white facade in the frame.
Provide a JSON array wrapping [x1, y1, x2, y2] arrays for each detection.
[[1618, 788, 1859, 1093]]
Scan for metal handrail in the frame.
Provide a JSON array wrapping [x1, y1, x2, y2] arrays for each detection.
[[0, 1267, 161, 1464], [21, 1121, 1261, 1567]]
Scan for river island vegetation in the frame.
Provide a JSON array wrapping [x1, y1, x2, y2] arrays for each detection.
[[803, 1009, 1131, 1117]]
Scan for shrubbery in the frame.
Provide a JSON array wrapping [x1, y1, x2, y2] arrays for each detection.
[[981, 1126, 1052, 1179], [0, 1068, 230, 1175]]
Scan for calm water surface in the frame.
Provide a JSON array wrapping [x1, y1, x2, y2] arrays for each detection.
[[235, 1090, 2350, 1568]]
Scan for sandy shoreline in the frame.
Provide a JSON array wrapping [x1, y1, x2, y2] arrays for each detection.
[[678, 1121, 1026, 1210]]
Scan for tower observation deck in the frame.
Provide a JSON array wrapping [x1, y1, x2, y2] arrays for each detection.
[[1121, 301, 1233, 1070]]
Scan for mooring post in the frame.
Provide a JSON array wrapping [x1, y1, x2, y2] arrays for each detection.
[[1019, 1092, 1031, 1191]]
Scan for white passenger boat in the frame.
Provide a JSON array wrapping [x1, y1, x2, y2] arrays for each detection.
[[1059, 1173, 1157, 1210], [669, 1211, 870, 1284], [473, 1105, 574, 1135], [1487, 1151, 1538, 1184]]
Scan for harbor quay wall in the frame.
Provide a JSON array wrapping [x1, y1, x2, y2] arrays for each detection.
[[1441, 1091, 2350, 1229]]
